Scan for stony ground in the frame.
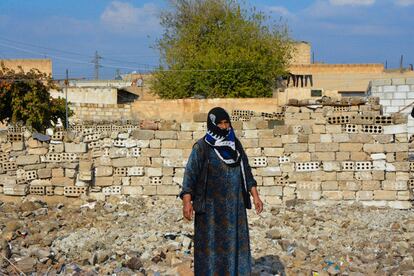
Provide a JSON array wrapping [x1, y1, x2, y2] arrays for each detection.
[[0, 196, 413, 276]]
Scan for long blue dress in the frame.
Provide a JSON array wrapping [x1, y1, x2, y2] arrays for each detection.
[[182, 142, 256, 276]]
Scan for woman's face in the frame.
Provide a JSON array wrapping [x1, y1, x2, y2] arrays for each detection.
[[217, 119, 230, 130]]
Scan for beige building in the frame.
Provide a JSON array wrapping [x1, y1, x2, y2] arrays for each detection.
[[286, 43, 414, 97]]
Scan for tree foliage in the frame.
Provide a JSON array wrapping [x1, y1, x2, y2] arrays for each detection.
[[151, 0, 294, 99], [0, 64, 71, 131]]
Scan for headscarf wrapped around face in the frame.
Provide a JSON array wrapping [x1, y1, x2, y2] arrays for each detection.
[[204, 107, 241, 166]]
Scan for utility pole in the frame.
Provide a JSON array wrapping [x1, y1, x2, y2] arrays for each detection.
[[92, 50, 102, 80], [312, 52, 315, 64], [400, 55, 404, 73], [65, 69, 69, 130], [385, 60, 388, 70]]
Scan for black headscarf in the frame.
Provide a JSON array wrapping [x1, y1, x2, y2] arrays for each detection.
[[204, 107, 241, 166]]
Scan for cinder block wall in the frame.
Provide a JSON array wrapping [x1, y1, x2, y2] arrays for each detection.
[[0, 98, 413, 209], [369, 78, 414, 134], [70, 103, 133, 122]]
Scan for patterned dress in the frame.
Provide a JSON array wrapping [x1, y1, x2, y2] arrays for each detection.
[[182, 143, 256, 276]]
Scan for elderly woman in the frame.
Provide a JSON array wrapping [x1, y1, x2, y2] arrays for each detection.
[[180, 107, 263, 276]]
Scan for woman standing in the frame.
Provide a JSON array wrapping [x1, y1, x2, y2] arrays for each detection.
[[180, 107, 263, 276]]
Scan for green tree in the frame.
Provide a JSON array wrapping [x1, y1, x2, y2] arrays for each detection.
[[151, 0, 294, 99], [0, 64, 71, 131]]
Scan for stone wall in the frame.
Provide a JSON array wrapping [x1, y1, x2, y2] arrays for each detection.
[[369, 78, 414, 134], [70, 103, 134, 122], [0, 97, 413, 209]]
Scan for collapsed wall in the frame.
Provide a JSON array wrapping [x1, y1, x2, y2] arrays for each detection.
[[0, 97, 413, 209]]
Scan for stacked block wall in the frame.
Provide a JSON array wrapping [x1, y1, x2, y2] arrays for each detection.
[[0, 100, 413, 209]]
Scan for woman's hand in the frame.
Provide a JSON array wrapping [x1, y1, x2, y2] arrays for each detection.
[[182, 194, 194, 220], [250, 187, 263, 215], [253, 196, 263, 215]]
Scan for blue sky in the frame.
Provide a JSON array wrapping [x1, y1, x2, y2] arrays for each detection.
[[0, 0, 413, 79]]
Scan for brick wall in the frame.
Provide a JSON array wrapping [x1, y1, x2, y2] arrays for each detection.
[[0, 98, 413, 209], [70, 103, 134, 122], [369, 78, 414, 134]]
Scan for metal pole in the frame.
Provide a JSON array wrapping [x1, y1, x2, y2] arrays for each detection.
[[65, 69, 69, 130]]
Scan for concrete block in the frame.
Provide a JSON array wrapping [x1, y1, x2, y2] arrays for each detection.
[[383, 85, 396, 93], [284, 143, 307, 153], [156, 185, 179, 195], [131, 130, 155, 140], [262, 148, 284, 157], [314, 143, 338, 152], [312, 125, 326, 134], [321, 161, 340, 171], [290, 152, 310, 162], [394, 92, 407, 99], [336, 152, 350, 161], [95, 166, 113, 177], [380, 99, 391, 106], [340, 143, 363, 152], [370, 153, 386, 160], [385, 143, 408, 153], [258, 138, 282, 147], [392, 78, 406, 85], [388, 201, 412, 209], [355, 172, 372, 181], [383, 124, 407, 135], [362, 180, 381, 190], [356, 191, 373, 200], [339, 180, 361, 191], [322, 191, 343, 200], [256, 167, 281, 176], [52, 168, 65, 177], [258, 186, 283, 196], [122, 186, 143, 195], [161, 149, 183, 157], [371, 79, 391, 86], [95, 177, 113, 187], [325, 125, 342, 134], [65, 143, 87, 153], [181, 122, 206, 131], [396, 191, 411, 200], [273, 125, 288, 135], [297, 182, 321, 191], [16, 155, 40, 165], [239, 139, 258, 148], [382, 180, 407, 190], [406, 78, 414, 85], [281, 135, 298, 144], [397, 85, 410, 92], [51, 177, 74, 187], [295, 162, 320, 172], [112, 157, 147, 167], [374, 190, 396, 200], [37, 168, 52, 179], [27, 148, 48, 155], [297, 191, 321, 200], [407, 92, 414, 99]]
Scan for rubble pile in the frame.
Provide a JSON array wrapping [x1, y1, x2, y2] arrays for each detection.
[[0, 196, 413, 275]]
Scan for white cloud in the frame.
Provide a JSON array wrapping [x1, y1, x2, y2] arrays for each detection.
[[329, 0, 375, 6], [268, 6, 292, 17], [100, 1, 160, 33], [396, 0, 414, 6]]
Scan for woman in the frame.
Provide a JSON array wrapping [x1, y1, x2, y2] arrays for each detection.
[[180, 107, 263, 276]]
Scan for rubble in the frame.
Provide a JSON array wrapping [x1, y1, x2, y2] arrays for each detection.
[[0, 197, 412, 275]]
